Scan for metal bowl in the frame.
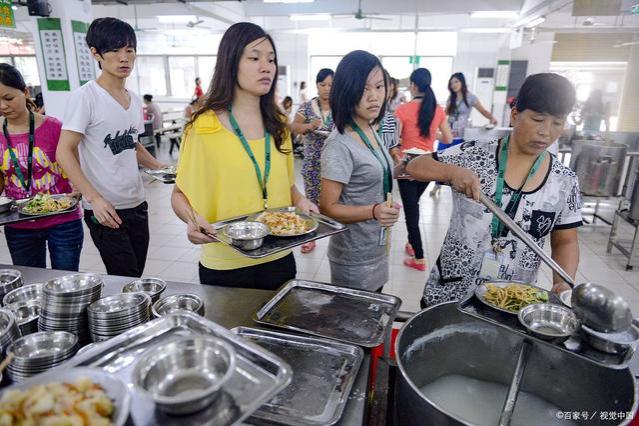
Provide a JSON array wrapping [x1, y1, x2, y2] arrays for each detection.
[[0, 269, 22, 296], [3, 283, 43, 306], [224, 221, 269, 251], [152, 294, 205, 318], [9, 331, 78, 360], [132, 336, 236, 415], [518, 303, 580, 341], [44, 273, 103, 296], [122, 278, 166, 303], [6, 300, 40, 327], [581, 323, 639, 354], [0, 196, 13, 213], [571, 282, 632, 333]]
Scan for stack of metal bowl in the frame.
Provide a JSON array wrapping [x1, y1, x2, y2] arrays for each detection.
[[5, 300, 40, 335], [88, 293, 151, 342], [0, 269, 23, 304], [152, 294, 205, 318], [0, 308, 20, 355], [39, 274, 103, 344], [122, 278, 166, 304], [7, 331, 79, 383]]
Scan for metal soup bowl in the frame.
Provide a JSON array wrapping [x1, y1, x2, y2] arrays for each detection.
[[5, 300, 40, 325], [518, 303, 580, 341], [224, 221, 269, 251], [9, 331, 78, 360], [0, 269, 22, 292], [132, 336, 236, 415], [0, 196, 13, 213], [122, 278, 167, 303], [3, 283, 44, 306], [152, 294, 204, 318], [44, 273, 103, 296]]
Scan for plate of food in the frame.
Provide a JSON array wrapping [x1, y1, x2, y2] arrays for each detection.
[[146, 165, 176, 177], [17, 193, 77, 216], [0, 367, 131, 426], [474, 281, 549, 315], [249, 208, 318, 237]]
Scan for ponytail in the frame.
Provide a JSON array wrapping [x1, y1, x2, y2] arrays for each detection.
[[417, 87, 436, 138], [410, 68, 437, 138]]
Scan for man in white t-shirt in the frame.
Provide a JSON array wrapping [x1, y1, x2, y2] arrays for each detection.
[[403, 73, 582, 308], [57, 17, 163, 277]]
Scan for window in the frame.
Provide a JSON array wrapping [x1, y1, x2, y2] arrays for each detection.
[[169, 56, 196, 99], [381, 56, 453, 104], [13, 56, 40, 87], [135, 56, 167, 97], [196, 56, 216, 94]]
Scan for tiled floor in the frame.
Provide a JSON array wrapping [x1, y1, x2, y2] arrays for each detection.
[[4, 143, 638, 315]]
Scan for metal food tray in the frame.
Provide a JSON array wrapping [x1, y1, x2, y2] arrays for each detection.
[[212, 209, 347, 259], [0, 197, 79, 226], [233, 327, 364, 426], [253, 280, 401, 347], [15, 194, 79, 217], [8, 312, 292, 426], [144, 169, 176, 184], [458, 291, 635, 369], [474, 280, 554, 315]]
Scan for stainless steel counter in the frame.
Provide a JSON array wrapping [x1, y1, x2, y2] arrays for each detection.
[[1, 264, 369, 426]]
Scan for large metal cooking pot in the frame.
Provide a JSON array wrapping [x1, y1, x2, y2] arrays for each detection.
[[571, 140, 628, 196], [395, 302, 637, 426], [629, 169, 639, 222]]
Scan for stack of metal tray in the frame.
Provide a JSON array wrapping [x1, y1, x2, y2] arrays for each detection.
[[2, 312, 291, 426], [233, 327, 364, 426], [253, 280, 402, 347], [212, 210, 347, 259]]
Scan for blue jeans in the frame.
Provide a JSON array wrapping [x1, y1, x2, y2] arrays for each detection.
[[5, 219, 84, 271]]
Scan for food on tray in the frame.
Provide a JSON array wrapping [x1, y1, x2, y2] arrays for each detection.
[[483, 283, 549, 312], [0, 376, 115, 426], [256, 211, 309, 236], [21, 194, 73, 215]]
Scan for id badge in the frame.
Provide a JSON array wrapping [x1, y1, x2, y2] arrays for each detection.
[[479, 250, 504, 280]]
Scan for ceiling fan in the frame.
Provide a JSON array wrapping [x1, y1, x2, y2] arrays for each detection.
[[334, 0, 391, 21], [186, 17, 212, 29]]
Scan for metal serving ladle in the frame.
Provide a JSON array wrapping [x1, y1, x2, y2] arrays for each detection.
[[479, 192, 633, 333]]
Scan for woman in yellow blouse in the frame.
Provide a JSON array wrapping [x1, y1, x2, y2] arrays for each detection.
[[172, 22, 316, 290]]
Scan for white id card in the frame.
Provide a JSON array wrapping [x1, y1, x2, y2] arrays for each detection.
[[478, 250, 504, 280]]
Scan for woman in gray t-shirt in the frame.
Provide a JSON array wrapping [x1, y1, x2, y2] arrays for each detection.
[[320, 50, 401, 292]]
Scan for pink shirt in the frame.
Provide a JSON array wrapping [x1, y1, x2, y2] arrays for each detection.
[[0, 116, 82, 229], [395, 102, 446, 152]]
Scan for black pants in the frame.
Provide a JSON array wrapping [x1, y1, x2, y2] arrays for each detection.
[[398, 179, 429, 260], [84, 202, 150, 278], [199, 253, 296, 290]]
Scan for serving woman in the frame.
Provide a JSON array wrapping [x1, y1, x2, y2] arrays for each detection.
[[171, 22, 316, 290], [320, 50, 401, 292], [0, 64, 83, 270]]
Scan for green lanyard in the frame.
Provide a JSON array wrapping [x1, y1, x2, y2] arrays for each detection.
[[316, 98, 331, 128], [2, 111, 35, 195], [351, 121, 392, 196], [228, 106, 271, 209], [490, 135, 546, 241]]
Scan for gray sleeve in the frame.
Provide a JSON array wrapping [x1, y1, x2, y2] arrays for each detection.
[[321, 138, 353, 185], [469, 93, 479, 107]]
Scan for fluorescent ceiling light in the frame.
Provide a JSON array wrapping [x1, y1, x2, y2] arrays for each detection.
[[525, 16, 546, 28], [158, 15, 197, 24], [289, 13, 331, 21], [460, 27, 511, 33], [264, 0, 314, 3], [470, 11, 519, 19]]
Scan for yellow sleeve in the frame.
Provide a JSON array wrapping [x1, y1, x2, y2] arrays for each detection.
[[284, 132, 295, 187], [175, 126, 193, 189]]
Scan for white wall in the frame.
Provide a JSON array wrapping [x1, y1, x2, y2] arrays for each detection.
[[511, 32, 555, 76], [453, 33, 510, 90], [271, 32, 308, 102]]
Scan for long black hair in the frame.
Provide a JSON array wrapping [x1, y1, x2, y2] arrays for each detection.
[[189, 22, 288, 152], [446, 72, 468, 116], [330, 50, 386, 134], [0, 63, 36, 111], [410, 68, 436, 138]]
